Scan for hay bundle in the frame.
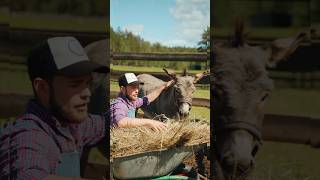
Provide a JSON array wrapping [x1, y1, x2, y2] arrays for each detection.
[[110, 120, 210, 158]]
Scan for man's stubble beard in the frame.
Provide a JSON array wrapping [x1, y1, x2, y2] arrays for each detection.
[[48, 84, 70, 123], [125, 88, 137, 101], [48, 84, 88, 124]]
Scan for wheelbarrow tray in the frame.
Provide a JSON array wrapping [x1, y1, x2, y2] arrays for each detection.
[[111, 143, 206, 179]]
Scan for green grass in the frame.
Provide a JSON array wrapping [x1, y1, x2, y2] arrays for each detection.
[[251, 87, 320, 179], [110, 81, 120, 92], [194, 89, 210, 99], [265, 88, 320, 118], [189, 106, 210, 121], [137, 106, 210, 122], [250, 141, 320, 180]]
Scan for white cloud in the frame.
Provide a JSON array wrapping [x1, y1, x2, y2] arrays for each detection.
[[161, 39, 190, 47], [123, 24, 144, 36], [146, 37, 189, 47], [170, 0, 209, 46]]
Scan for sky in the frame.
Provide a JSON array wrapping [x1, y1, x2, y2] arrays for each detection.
[[110, 0, 210, 48]]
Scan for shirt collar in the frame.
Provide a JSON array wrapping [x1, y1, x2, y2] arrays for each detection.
[[118, 92, 134, 106], [26, 99, 84, 142], [25, 99, 73, 136]]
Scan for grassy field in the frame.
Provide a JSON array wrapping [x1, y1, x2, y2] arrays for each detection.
[[251, 141, 320, 180], [253, 87, 320, 179], [265, 88, 320, 118]]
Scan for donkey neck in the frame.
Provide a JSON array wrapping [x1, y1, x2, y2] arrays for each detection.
[[158, 85, 178, 110]]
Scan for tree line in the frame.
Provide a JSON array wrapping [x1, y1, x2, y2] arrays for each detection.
[[110, 27, 197, 53], [110, 26, 209, 70]]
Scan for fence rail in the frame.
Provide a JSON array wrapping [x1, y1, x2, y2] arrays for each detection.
[[263, 114, 320, 148], [110, 70, 211, 85], [112, 52, 208, 62]]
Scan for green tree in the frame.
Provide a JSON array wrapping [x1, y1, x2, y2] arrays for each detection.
[[197, 26, 210, 52]]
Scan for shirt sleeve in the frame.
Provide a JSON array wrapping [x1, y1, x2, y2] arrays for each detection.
[[134, 96, 149, 108], [109, 101, 128, 127], [9, 120, 54, 179], [81, 114, 105, 147]]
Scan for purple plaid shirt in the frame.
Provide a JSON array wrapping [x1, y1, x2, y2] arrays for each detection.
[[109, 93, 149, 127], [0, 99, 105, 179]]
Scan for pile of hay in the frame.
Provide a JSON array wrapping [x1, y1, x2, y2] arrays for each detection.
[[110, 120, 210, 158]]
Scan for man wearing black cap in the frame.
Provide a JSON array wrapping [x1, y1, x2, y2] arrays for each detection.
[[0, 37, 108, 179], [110, 73, 173, 132]]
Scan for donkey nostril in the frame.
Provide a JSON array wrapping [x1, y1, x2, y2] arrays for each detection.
[[222, 155, 234, 167]]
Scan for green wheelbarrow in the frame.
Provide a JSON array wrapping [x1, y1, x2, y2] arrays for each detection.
[[110, 144, 208, 180]]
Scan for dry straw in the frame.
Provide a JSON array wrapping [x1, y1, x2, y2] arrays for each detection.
[[110, 119, 210, 158]]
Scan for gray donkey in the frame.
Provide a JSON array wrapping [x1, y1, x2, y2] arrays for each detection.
[[137, 69, 207, 120], [212, 22, 307, 180]]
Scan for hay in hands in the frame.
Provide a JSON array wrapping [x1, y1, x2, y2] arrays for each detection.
[[110, 120, 210, 158]]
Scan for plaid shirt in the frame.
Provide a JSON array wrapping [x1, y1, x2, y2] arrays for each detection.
[[0, 99, 105, 179], [109, 93, 149, 127]]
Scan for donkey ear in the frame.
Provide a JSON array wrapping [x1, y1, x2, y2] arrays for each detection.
[[163, 68, 176, 80], [265, 32, 306, 67], [182, 68, 187, 76], [193, 70, 209, 83]]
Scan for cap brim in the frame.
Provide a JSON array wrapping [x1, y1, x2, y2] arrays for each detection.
[[128, 81, 143, 86], [57, 61, 109, 76]]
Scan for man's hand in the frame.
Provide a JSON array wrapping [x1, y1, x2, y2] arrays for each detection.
[[163, 80, 174, 90], [146, 80, 175, 103], [145, 120, 167, 132], [117, 118, 167, 132]]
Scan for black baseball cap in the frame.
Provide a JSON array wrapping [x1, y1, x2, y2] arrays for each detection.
[[118, 73, 141, 87], [27, 36, 109, 81]]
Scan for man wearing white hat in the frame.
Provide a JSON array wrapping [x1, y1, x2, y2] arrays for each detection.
[[110, 73, 173, 132]]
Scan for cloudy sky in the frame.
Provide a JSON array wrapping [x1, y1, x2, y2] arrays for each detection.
[[111, 0, 210, 47]]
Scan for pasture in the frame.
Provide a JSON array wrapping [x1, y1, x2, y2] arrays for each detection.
[[250, 87, 320, 180]]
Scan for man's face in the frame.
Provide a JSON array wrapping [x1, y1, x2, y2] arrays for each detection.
[[51, 74, 92, 123], [122, 84, 139, 101]]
